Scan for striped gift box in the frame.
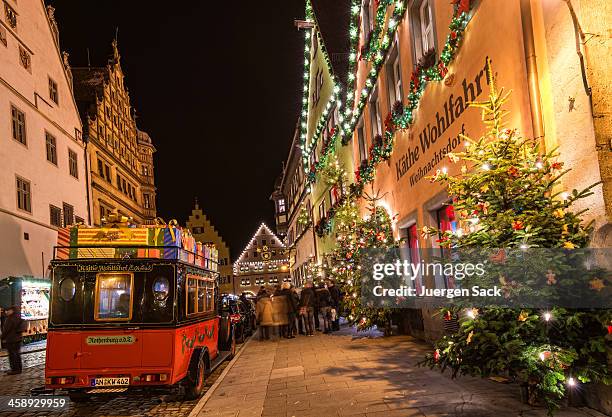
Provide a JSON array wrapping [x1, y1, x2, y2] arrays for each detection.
[[77, 247, 116, 259], [56, 227, 72, 259], [77, 227, 149, 246]]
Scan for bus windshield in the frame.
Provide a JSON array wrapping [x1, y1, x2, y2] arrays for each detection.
[[95, 273, 133, 321]]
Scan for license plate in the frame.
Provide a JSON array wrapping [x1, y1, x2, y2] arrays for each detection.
[[93, 377, 130, 387]]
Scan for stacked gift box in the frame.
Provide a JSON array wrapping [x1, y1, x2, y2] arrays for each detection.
[[55, 217, 218, 271]]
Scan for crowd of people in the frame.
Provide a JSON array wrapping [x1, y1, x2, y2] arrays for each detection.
[[254, 279, 342, 340]]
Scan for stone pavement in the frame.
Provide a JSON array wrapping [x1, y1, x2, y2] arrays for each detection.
[[196, 327, 609, 417], [0, 348, 228, 416]]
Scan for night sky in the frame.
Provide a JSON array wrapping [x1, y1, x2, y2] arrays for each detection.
[[48, 1, 306, 259]]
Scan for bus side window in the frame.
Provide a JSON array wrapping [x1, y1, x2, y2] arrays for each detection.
[[187, 278, 197, 315]]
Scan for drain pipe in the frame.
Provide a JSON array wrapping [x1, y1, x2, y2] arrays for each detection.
[[520, 0, 546, 150]]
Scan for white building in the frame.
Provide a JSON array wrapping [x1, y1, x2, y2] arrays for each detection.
[[0, 1, 89, 280]]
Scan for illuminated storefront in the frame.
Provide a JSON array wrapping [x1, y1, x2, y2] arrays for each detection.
[[0, 277, 51, 344]]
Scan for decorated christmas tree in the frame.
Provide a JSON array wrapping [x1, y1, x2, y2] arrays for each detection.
[[326, 187, 397, 333], [420, 61, 611, 414]]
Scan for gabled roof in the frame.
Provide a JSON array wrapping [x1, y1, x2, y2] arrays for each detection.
[[311, 0, 351, 87], [234, 223, 286, 266], [71, 67, 107, 121]]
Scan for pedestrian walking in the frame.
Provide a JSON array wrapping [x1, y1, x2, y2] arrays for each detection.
[[326, 279, 342, 331], [299, 281, 317, 336], [1, 305, 24, 374], [316, 283, 333, 333], [280, 282, 297, 339], [271, 290, 289, 338], [255, 292, 273, 341]]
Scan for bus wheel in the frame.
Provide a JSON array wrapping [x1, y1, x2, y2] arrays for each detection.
[[68, 392, 90, 402], [185, 354, 208, 400]]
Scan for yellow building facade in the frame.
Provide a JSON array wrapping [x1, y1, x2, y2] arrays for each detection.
[[72, 40, 156, 226], [186, 200, 233, 293]]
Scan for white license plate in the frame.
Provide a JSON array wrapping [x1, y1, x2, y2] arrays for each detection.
[[94, 377, 130, 387]]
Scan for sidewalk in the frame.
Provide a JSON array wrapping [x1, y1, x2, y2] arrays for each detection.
[[195, 327, 607, 417]]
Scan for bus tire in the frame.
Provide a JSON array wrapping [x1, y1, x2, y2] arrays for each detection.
[[184, 350, 209, 400], [68, 392, 90, 402]]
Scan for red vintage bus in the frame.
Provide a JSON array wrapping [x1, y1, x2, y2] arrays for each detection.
[[44, 243, 236, 401]]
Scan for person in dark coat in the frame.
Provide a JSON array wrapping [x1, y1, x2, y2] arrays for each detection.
[[290, 285, 302, 335], [326, 279, 342, 331], [299, 281, 317, 336], [1, 306, 24, 374], [316, 283, 332, 333], [280, 282, 297, 338]]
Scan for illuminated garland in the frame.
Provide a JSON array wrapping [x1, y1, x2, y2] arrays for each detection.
[[309, 0, 473, 233], [298, 0, 315, 167], [300, 1, 340, 174], [339, 0, 407, 142], [361, 0, 394, 61], [352, 3, 474, 192], [307, 128, 338, 183]]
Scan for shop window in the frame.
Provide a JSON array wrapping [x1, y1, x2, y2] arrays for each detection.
[[46, 132, 57, 165], [11, 105, 26, 145], [16, 176, 31, 213], [436, 204, 457, 235], [435, 204, 458, 289], [400, 224, 422, 290], [410, 0, 436, 62], [386, 42, 403, 107], [95, 273, 133, 321]]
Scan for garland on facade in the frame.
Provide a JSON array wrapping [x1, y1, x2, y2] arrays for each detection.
[[360, 0, 395, 61], [340, 0, 407, 142], [346, 0, 474, 194], [298, 0, 315, 170], [307, 128, 338, 183], [300, 0, 341, 175], [310, 0, 475, 235], [297, 206, 311, 228]]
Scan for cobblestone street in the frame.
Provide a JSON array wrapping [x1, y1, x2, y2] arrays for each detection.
[[195, 327, 610, 417], [0, 347, 229, 417]]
